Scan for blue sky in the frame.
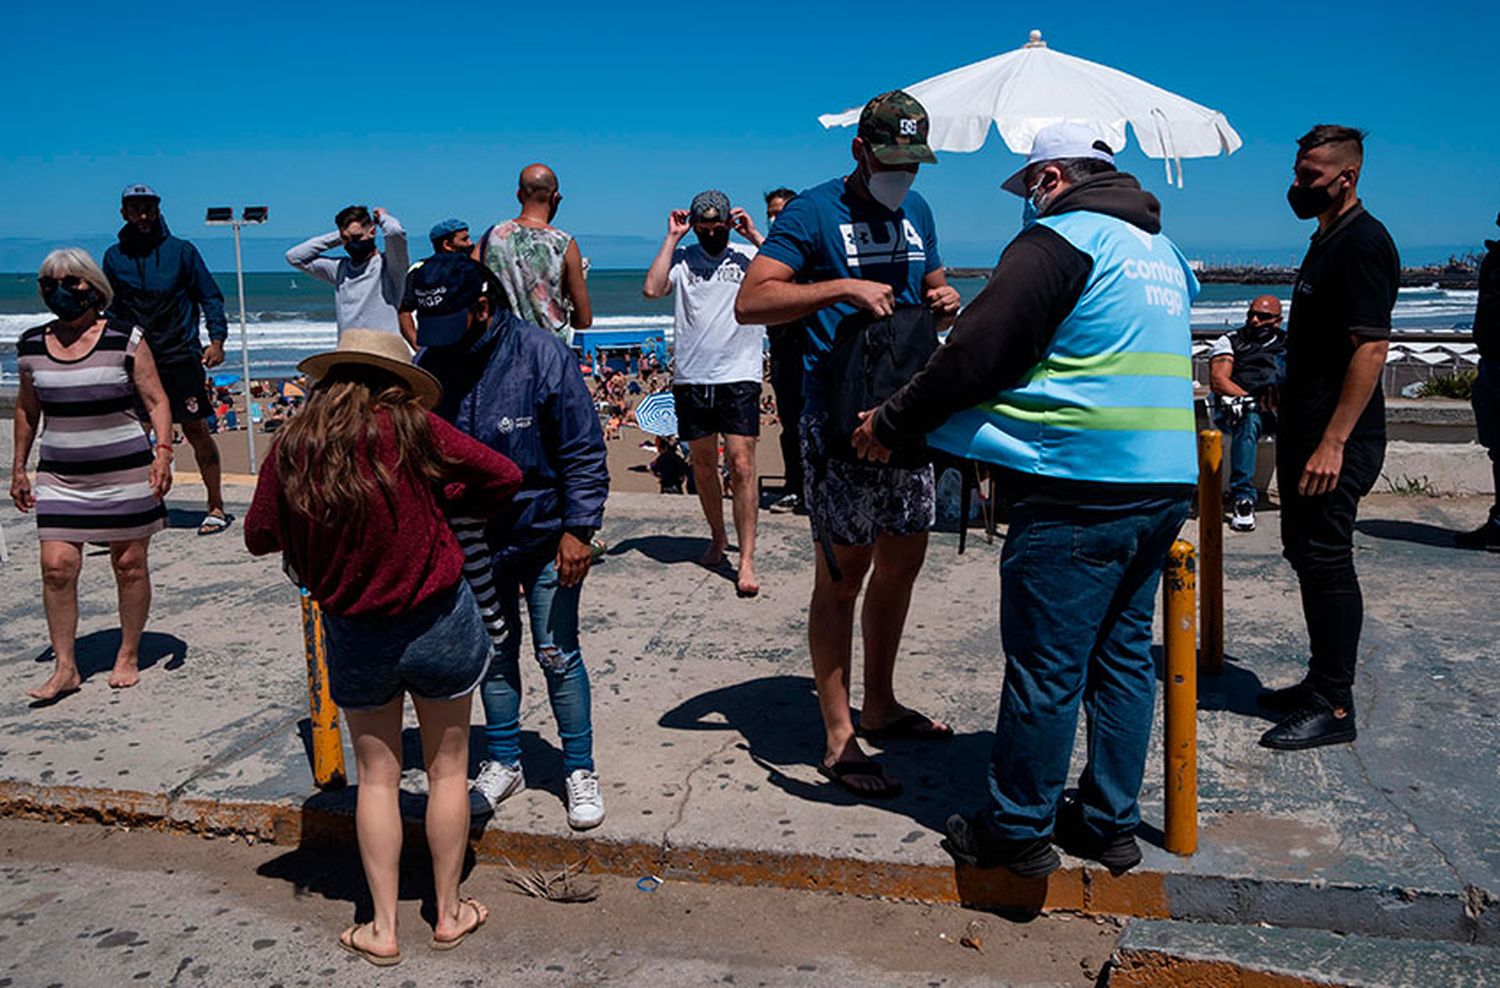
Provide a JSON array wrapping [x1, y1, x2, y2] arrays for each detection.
[[1, 0, 1496, 269]]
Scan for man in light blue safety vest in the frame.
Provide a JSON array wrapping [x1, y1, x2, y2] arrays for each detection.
[[853, 123, 1199, 879]]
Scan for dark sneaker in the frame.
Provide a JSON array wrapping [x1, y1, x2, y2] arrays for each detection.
[[769, 492, 802, 514], [1259, 695, 1357, 750], [1228, 497, 1256, 532], [1051, 800, 1142, 875], [942, 813, 1060, 879], [1257, 679, 1313, 713], [1455, 520, 1500, 549]]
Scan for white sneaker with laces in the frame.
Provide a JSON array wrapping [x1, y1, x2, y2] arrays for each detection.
[[769, 492, 801, 514], [470, 760, 525, 815], [1229, 498, 1256, 532], [565, 769, 605, 830]]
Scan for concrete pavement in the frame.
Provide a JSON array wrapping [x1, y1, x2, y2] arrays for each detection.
[[2, 442, 1498, 950]]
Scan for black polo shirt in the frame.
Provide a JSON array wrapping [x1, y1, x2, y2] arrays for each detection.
[[1282, 203, 1399, 451]]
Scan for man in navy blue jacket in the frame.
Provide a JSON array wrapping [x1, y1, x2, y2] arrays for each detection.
[[411, 254, 610, 831], [102, 184, 233, 535]]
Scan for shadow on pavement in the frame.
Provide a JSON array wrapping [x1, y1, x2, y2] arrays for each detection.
[[1152, 647, 1276, 723], [1355, 518, 1460, 548], [659, 674, 993, 835], [27, 630, 187, 706], [607, 534, 738, 585]]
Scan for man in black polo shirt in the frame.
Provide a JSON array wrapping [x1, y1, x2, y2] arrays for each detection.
[[1258, 125, 1398, 751]]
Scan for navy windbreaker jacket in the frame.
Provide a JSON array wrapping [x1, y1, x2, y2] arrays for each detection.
[[417, 308, 608, 564], [102, 217, 228, 366]]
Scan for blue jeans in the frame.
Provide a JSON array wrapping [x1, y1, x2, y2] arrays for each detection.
[[480, 550, 595, 773], [981, 498, 1191, 841], [1225, 408, 1263, 504]]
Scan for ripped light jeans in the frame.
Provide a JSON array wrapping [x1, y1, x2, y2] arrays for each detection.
[[479, 548, 595, 773]]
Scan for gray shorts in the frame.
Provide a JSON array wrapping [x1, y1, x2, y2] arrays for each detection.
[[321, 581, 492, 711], [799, 413, 934, 547]]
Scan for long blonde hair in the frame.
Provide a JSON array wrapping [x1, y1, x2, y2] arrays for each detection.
[[273, 365, 452, 531]]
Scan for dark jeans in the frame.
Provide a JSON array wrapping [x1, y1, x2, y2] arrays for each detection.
[[1277, 436, 1385, 709], [1474, 358, 1500, 519], [768, 331, 805, 496], [981, 498, 1191, 841]]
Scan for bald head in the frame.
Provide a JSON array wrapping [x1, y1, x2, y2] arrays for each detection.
[[519, 163, 559, 202], [1246, 294, 1283, 328]]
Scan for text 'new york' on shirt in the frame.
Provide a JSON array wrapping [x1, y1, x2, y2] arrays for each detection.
[[756, 177, 942, 406], [1282, 203, 1400, 448], [668, 241, 765, 386]]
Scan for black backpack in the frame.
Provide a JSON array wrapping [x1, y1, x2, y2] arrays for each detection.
[[823, 305, 938, 469]]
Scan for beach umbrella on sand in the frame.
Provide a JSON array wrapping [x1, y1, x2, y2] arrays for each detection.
[[818, 29, 1241, 187], [280, 380, 306, 399], [634, 392, 678, 438]]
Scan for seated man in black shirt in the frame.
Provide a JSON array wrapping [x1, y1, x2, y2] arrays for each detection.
[[1209, 294, 1286, 531], [1259, 125, 1398, 751]]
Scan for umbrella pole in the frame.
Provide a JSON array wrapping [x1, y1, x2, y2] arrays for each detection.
[[233, 222, 257, 475]]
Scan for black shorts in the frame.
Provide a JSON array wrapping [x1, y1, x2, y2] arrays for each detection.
[[673, 382, 761, 442], [155, 359, 214, 423]]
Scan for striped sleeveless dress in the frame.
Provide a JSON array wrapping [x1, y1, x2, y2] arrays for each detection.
[[17, 319, 167, 543]]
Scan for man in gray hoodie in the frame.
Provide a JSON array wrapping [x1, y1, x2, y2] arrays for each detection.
[[285, 205, 408, 337]]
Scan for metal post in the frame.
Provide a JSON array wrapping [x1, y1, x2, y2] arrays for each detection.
[[1163, 539, 1197, 856], [233, 222, 257, 474], [300, 591, 346, 789], [1196, 429, 1223, 675]]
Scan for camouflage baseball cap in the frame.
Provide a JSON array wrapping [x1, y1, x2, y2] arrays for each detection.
[[858, 90, 937, 166]]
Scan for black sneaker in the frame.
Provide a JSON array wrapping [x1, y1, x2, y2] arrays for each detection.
[[1052, 800, 1142, 875], [942, 813, 1060, 879], [1229, 497, 1256, 532], [1455, 519, 1500, 550], [1257, 679, 1313, 713], [1259, 695, 1357, 750]]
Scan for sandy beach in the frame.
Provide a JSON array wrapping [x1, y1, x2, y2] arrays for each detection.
[[178, 405, 797, 499]]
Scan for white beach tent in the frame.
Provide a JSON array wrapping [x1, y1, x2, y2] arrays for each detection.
[[818, 29, 1242, 187]]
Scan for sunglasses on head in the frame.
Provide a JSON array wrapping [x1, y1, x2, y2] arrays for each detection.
[[38, 276, 88, 292]]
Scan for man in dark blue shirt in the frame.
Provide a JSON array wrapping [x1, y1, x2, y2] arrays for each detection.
[[737, 91, 961, 798]]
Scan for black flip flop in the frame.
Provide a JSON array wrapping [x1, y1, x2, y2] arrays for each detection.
[[856, 710, 954, 742], [818, 759, 902, 798]]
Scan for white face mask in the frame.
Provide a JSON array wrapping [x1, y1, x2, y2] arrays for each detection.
[[865, 166, 916, 211]]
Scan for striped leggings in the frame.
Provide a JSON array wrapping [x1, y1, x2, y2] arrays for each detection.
[[448, 517, 507, 646]]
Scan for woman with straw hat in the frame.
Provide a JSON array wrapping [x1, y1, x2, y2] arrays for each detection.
[[245, 329, 522, 965]]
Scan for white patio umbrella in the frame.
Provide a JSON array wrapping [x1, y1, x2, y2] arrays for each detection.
[[818, 29, 1242, 188]]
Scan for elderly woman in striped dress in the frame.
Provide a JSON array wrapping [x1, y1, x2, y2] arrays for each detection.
[[10, 248, 174, 702]]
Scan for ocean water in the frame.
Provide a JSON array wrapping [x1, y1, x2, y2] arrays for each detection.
[[0, 269, 1478, 387]]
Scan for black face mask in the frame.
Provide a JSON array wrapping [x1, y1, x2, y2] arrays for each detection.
[[697, 229, 730, 255], [43, 282, 96, 321], [1286, 176, 1343, 220], [345, 238, 378, 262]]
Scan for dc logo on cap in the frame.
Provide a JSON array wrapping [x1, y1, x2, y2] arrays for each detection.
[[899, 119, 918, 136]]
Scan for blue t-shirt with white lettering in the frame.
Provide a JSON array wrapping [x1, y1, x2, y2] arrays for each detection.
[[757, 177, 942, 408]]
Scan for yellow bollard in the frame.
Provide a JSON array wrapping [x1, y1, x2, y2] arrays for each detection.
[[1162, 540, 1198, 856], [1197, 430, 1224, 676], [300, 590, 347, 790]]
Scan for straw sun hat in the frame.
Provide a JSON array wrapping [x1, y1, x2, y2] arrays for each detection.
[[297, 329, 442, 408]]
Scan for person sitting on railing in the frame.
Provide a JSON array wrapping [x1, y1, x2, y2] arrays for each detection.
[[1209, 294, 1287, 532]]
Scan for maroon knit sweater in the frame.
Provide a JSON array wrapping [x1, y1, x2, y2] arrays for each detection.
[[245, 410, 522, 617]]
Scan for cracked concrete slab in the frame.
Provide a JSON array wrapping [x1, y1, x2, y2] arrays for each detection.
[[2, 428, 1497, 943]]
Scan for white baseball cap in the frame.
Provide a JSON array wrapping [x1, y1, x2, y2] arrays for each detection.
[[1001, 123, 1116, 196]]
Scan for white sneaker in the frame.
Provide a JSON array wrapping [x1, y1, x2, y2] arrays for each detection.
[[565, 769, 605, 831], [1229, 498, 1256, 532], [470, 760, 525, 815]]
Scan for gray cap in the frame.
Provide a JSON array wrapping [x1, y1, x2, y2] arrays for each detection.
[[690, 189, 731, 222], [121, 183, 160, 201]]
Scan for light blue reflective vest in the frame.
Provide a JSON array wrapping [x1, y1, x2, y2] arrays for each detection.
[[927, 210, 1200, 486]]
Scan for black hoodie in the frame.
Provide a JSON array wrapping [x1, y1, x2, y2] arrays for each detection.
[[102, 216, 229, 367], [1477, 239, 1499, 362], [873, 171, 1192, 504]]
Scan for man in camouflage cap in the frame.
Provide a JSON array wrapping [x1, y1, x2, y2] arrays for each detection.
[[734, 90, 960, 799]]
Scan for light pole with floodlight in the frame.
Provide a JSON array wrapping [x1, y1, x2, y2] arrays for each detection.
[[205, 206, 268, 473]]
